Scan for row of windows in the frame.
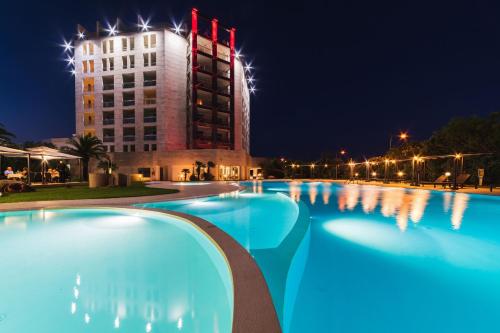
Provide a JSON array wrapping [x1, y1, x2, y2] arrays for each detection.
[[104, 144, 157, 153], [102, 127, 157, 142], [82, 53, 156, 73], [102, 108, 157, 125], [83, 72, 156, 92], [83, 34, 157, 56]]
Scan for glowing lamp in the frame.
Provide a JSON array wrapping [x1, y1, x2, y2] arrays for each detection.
[[445, 172, 451, 177], [371, 172, 377, 177], [397, 171, 404, 177]]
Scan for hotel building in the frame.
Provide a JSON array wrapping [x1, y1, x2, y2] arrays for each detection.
[[73, 9, 258, 180]]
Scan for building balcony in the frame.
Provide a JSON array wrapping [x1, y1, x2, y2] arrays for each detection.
[[123, 82, 135, 89], [144, 134, 157, 141], [123, 135, 135, 142], [103, 101, 114, 108], [103, 118, 114, 125], [217, 103, 230, 112], [123, 99, 135, 107], [103, 84, 114, 91], [144, 116, 156, 123], [123, 117, 135, 124], [144, 98, 156, 105], [144, 80, 156, 87], [103, 136, 114, 142]]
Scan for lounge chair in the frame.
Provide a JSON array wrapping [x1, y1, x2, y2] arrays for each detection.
[[421, 175, 450, 188], [454, 173, 471, 188]]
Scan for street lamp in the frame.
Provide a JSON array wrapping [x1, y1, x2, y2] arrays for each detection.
[[389, 131, 409, 149]]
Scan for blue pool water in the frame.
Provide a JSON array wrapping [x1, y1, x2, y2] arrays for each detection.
[[140, 181, 500, 332], [0, 208, 233, 333]]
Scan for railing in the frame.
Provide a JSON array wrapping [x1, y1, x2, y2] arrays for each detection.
[[144, 80, 156, 87], [123, 135, 135, 142], [123, 117, 135, 124], [103, 101, 114, 108], [144, 116, 157, 123], [123, 99, 135, 107], [198, 64, 212, 72], [84, 119, 94, 126], [217, 53, 230, 62], [217, 86, 230, 95], [151, 60, 156, 66], [123, 82, 135, 89], [217, 70, 230, 78], [217, 104, 230, 112], [103, 118, 114, 125], [144, 98, 156, 105], [103, 136, 115, 142], [198, 44, 212, 55], [103, 84, 114, 90], [144, 134, 157, 141]]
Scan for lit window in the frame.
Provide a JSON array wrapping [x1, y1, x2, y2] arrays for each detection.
[[143, 35, 149, 48], [121, 37, 127, 51], [102, 41, 107, 54], [151, 34, 156, 48], [129, 37, 135, 51], [82, 61, 88, 73], [109, 40, 114, 53], [151, 52, 156, 66], [129, 55, 135, 69], [102, 59, 107, 71], [83, 43, 88, 55], [89, 43, 94, 55], [109, 58, 114, 71], [143, 53, 149, 67], [89, 60, 94, 73], [122, 56, 128, 69]]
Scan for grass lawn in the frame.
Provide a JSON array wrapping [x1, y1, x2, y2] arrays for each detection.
[[0, 183, 179, 203]]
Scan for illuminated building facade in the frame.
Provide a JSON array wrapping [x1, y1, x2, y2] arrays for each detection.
[[73, 9, 256, 180]]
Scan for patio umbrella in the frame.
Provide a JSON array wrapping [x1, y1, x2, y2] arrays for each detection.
[[25, 147, 81, 184]]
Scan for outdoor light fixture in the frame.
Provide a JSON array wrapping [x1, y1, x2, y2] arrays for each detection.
[[173, 22, 182, 34], [400, 132, 409, 140], [62, 39, 73, 52], [244, 63, 253, 71], [398, 171, 404, 177], [105, 23, 118, 36], [77, 31, 85, 39], [66, 56, 75, 65], [372, 172, 377, 177], [355, 172, 359, 177], [445, 172, 451, 177], [455, 153, 462, 159], [235, 49, 241, 58], [340, 150, 346, 155], [248, 76, 255, 84], [311, 164, 315, 168], [70, 69, 76, 76], [324, 164, 328, 167], [138, 16, 152, 32], [250, 86, 256, 94]]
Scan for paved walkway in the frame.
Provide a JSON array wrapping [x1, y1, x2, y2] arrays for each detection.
[[0, 181, 241, 211]]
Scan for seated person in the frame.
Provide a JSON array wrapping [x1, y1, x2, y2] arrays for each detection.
[[4, 167, 14, 177]]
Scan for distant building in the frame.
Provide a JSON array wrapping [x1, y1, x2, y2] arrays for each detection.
[[73, 9, 258, 180]]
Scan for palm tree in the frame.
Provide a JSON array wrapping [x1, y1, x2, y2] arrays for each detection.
[[194, 160, 206, 180], [205, 161, 216, 181], [0, 123, 14, 145], [181, 168, 190, 181], [63, 134, 106, 181]]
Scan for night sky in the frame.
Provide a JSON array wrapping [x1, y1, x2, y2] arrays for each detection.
[[2, 0, 500, 159]]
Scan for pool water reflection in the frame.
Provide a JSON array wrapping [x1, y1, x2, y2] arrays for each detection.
[[143, 181, 500, 332]]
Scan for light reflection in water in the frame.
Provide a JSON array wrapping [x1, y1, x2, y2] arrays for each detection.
[[335, 185, 468, 230], [309, 183, 318, 205], [289, 182, 302, 202], [451, 193, 469, 230], [322, 183, 331, 205]]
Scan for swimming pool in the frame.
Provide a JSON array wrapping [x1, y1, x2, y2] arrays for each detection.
[[140, 181, 500, 332], [0, 208, 233, 333]]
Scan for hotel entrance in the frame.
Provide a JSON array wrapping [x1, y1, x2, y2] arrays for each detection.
[[218, 165, 240, 180]]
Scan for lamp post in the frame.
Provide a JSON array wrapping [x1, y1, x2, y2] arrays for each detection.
[[384, 158, 389, 183], [348, 160, 355, 181], [452, 153, 462, 190], [365, 160, 370, 181], [389, 132, 409, 149], [310, 163, 315, 179]]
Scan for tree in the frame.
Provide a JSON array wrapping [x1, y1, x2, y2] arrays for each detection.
[[97, 157, 118, 175], [194, 161, 206, 180], [62, 134, 106, 181], [205, 161, 216, 181], [181, 168, 190, 181], [0, 123, 15, 145]]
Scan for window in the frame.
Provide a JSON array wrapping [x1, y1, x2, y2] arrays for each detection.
[[144, 144, 149, 151], [123, 110, 135, 124], [110, 145, 115, 152], [103, 128, 114, 142], [138, 168, 151, 177], [83, 43, 88, 56], [122, 56, 128, 69], [129, 55, 135, 69], [89, 43, 94, 55], [102, 59, 107, 71], [123, 145, 128, 152], [82, 61, 88, 73], [103, 111, 114, 125], [144, 90, 156, 105], [102, 76, 114, 90], [124, 127, 135, 142], [102, 41, 107, 54], [152, 144, 157, 151], [144, 34, 157, 49], [129, 37, 135, 50], [130, 145, 135, 152], [109, 40, 114, 53], [109, 58, 114, 71], [123, 91, 135, 107], [89, 60, 94, 73], [122, 37, 127, 51], [144, 108, 156, 122], [144, 126, 157, 141], [151, 52, 156, 66], [143, 53, 149, 67], [143, 71, 156, 86]]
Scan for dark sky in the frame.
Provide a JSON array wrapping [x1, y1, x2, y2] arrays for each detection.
[[2, 0, 500, 160]]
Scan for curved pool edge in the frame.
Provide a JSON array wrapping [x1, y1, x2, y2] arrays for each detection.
[[139, 207, 282, 333], [0, 205, 282, 333]]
